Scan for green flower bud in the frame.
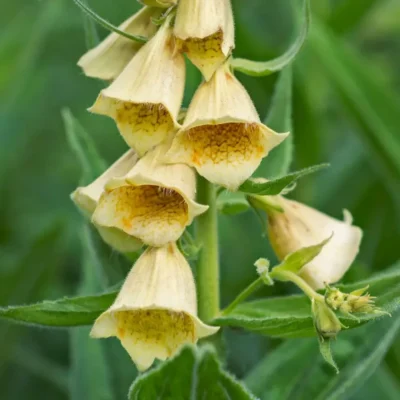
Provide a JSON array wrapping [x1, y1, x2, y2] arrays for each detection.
[[312, 299, 342, 339]]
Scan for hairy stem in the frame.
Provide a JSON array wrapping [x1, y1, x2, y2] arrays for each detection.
[[196, 176, 220, 323]]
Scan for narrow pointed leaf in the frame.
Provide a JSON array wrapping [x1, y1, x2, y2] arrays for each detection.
[[231, 0, 310, 76], [129, 346, 256, 399], [318, 337, 339, 373], [239, 164, 329, 196]]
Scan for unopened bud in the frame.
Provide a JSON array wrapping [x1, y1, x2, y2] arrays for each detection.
[[312, 299, 342, 339]]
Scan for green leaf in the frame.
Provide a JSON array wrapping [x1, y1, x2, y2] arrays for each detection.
[[217, 191, 250, 215], [257, 66, 293, 178], [213, 261, 400, 338], [71, 0, 147, 43], [318, 337, 339, 374], [239, 164, 329, 196], [129, 345, 256, 399], [69, 225, 113, 400], [244, 315, 400, 400], [231, 0, 310, 76], [272, 237, 331, 275], [62, 108, 107, 185], [307, 19, 400, 206]]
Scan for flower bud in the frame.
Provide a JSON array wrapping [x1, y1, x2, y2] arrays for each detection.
[[78, 7, 160, 81], [92, 145, 208, 247], [90, 19, 185, 155], [312, 299, 342, 339], [71, 151, 143, 253], [266, 197, 362, 290], [91, 243, 219, 371], [174, 0, 234, 81], [165, 63, 288, 190]]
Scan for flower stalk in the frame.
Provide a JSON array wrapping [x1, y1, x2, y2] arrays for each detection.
[[196, 175, 220, 323]]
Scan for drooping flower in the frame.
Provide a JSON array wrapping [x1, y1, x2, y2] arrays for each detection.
[[92, 145, 208, 247], [91, 243, 219, 371], [174, 0, 235, 80], [71, 150, 143, 253], [89, 17, 185, 155], [77, 7, 160, 81], [265, 196, 363, 289], [165, 63, 288, 190]]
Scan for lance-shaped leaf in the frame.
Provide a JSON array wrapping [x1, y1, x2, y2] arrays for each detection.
[[128, 345, 256, 399], [231, 0, 310, 76], [239, 163, 329, 196]]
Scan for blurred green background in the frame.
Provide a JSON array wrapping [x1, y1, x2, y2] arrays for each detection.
[[1, 0, 400, 399]]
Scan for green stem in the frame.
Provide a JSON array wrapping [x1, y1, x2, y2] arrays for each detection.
[[196, 176, 220, 323], [270, 269, 325, 302], [221, 278, 264, 315]]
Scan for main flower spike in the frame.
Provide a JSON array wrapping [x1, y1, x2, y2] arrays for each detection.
[[89, 17, 185, 156], [71, 150, 143, 253], [91, 243, 219, 371], [92, 145, 208, 247], [165, 63, 288, 190], [265, 196, 363, 289], [174, 0, 235, 81], [78, 7, 160, 81]]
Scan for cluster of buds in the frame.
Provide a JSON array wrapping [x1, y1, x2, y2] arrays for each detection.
[[72, 0, 288, 371]]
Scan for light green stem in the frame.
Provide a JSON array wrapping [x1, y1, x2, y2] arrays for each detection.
[[270, 269, 325, 302], [196, 176, 220, 323], [221, 278, 264, 315]]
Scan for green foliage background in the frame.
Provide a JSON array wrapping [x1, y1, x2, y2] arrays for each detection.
[[1, 0, 400, 399]]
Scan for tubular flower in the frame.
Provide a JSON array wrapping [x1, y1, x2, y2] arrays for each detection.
[[165, 63, 288, 190], [77, 7, 160, 81], [92, 145, 208, 247], [174, 0, 235, 80], [91, 243, 219, 371], [89, 18, 185, 156], [266, 196, 363, 290], [71, 151, 143, 253]]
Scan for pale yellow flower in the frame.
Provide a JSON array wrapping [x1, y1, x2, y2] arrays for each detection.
[[165, 63, 288, 190], [91, 243, 219, 371], [90, 19, 185, 155], [71, 150, 143, 253], [92, 145, 208, 247], [77, 7, 160, 81], [174, 0, 235, 80], [266, 196, 363, 289]]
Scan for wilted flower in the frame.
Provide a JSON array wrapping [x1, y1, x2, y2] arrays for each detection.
[[92, 145, 208, 247], [91, 243, 219, 371], [312, 299, 342, 339], [71, 150, 143, 253], [165, 63, 288, 190], [78, 7, 160, 81], [174, 0, 235, 80], [90, 18, 185, 155], [265, 196, 363, 290]]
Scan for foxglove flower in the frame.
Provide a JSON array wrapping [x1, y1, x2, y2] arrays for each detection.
[[92, 145, 208, 247], [174, 0, 235, 80], [90, 19, 185, 155], [71, 151, 143, 253], [266, 196, 363, 289], [165, 63, 288, 190], [78, 7, 160, 81], [91, 243, 219, 371]]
